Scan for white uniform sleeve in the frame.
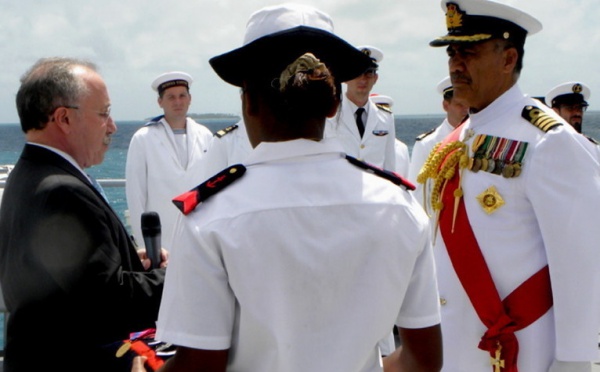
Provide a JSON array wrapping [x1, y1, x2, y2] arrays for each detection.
[[125, 132, 148, 247], [156, 217, 235, 350], [396, 222, 441, 328], [383, 115, 397, 172], [526, 128, 600, 361]]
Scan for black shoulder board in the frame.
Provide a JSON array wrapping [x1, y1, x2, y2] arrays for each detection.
[[521, 105, 562, 132], [375, 103, 393, 114], [585, 135, 599, 145], [345, 155, 415, 190], [415, 127, 436, 141], [172, 164, 246, 215], [214, 124, 239, 138]]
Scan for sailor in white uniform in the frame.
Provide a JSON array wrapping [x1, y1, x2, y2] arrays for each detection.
[[423, 1, 600, 371], [369, 93, 410, 176], [408, 76, 468, 209], [125, 71, 213, 252], [325, 45, 397, 172]]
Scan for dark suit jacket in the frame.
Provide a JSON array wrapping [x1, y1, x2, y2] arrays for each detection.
[[0, 144, 166, 371]]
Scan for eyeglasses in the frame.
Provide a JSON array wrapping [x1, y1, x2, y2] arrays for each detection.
[[62, 105, 112, 120], [559, 103, 588, 112]]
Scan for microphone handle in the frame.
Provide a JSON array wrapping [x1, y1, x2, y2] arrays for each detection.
[[143, 235, 161, 269]]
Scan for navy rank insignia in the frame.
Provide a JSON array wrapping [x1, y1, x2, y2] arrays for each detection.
[[375, 103, 392, 114], [468, 134, 528, 178], [521, 106, 562, 132], [215, 124, 239, 138], [345, 155, 415, 190], [415, 128, 436, 141], [172, 164, 246, 215], [585, 135, 599, 145]]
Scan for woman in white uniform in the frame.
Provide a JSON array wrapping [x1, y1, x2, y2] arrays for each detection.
[[152, 4, 442, 372]]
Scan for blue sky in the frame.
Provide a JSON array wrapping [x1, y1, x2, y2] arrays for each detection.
[[0, 0, 598, 123]]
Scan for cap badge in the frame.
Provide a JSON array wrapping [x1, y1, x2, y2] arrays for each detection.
[[476, 186, 505, 214], [572, 83, 583, 94], [446, 3, 464, 30], [361, 48, 372, 57]]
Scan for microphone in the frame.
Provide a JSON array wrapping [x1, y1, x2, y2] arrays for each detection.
[[141, 211, 161, 269]]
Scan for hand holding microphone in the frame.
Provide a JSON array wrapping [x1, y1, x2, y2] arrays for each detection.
[[141, 211, 162, 269]]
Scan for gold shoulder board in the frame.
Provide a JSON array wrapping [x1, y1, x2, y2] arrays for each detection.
[[521, 105, 562, 132], [375, 103, 393, 114], [415, 127, 436, 141], [214, 124, 239, 138]]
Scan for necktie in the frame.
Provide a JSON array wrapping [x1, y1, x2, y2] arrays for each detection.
[[89, 174, 109, 202], [355, 107, 365, 138]]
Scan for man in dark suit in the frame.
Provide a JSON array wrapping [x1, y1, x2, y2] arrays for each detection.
[[0, 57, 167, 371]]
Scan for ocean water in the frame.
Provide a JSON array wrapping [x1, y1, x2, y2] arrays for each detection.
[[0, 115, 447, 224], [2, 112, 600, 225]]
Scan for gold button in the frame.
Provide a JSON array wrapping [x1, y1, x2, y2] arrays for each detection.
[[440, 297, 447, 306], [360, 144, 365, 149]]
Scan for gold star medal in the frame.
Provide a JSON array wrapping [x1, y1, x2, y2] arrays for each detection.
[[476, 186, 505, 214]]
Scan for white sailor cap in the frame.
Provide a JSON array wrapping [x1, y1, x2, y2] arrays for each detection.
[[357, 45, 383, 68], [545, 82, 591, 108], [436, 76, 453, 96], [370, 93, 394, 107], [430, 0, 542, 47], [151, 71, 193, 95]]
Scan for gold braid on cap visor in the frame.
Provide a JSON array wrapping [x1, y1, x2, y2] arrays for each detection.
[[436, 33, 493, 43]]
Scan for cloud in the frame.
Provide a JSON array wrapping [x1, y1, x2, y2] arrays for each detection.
[[0, 0, 598, 123]]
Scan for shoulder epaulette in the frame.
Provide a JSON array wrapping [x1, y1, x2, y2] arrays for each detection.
[[345, 155, 415, 190], [375, 103, 393, 114], [585, 135, 599, 145], [144, 115, 164, 126], [415, 127, 436, 141], [521, 105, 562, 132], [172, 164, 246, 215], [214, 124, 239, 138]]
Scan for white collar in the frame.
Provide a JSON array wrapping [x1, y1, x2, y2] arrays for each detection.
[[245, 138, 345, 166]]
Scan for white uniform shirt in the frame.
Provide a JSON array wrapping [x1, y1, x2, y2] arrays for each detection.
[[408, 119, 455, 208], [125, 117, 213, 251], [157, 138, 440, 372], [434, 85, 600, 371], [325, 94, 397, 171], [199, 119, 252, 181]]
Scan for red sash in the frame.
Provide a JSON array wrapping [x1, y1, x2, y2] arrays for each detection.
[[436, 126, 553, 372]]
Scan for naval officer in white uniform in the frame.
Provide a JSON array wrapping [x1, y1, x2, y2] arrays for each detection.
[[125, 71, 213, 252], [325, 45, 397, 172], [422, 0, 600, 371]]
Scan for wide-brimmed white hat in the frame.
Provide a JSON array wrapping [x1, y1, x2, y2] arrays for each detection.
[[209, 3, 372, 87]]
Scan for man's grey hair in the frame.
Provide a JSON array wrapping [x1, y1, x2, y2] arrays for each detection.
[[16, 57, 97, 132]]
